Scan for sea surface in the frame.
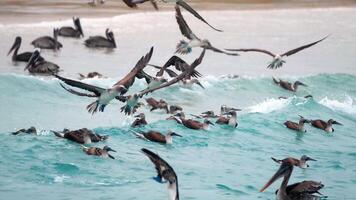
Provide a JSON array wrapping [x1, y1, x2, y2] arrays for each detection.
[[1, 7, 356, 200]]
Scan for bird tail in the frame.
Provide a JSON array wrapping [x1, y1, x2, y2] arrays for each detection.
[[130, 130, 146, 140], [120, 105, 133, 116], [175, 40, 192, 54], [272, 77, 280, 84], [87, 100, 99, 115]]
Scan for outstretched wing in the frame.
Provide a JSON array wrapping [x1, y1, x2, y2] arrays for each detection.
[[225, 48, 275, 57], [177, 1, 222, 32], [175, 5, 198, 40], [281, 35, 329, 57], [55, 74, 106, 96], [59, 83, 98, 97], [207, 45, 239, 56]]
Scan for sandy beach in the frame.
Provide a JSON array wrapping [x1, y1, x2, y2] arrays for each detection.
[[1, 0, 356, 24]]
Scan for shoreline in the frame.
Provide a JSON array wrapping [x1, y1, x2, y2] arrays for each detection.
[[0, 0, 355, 24]]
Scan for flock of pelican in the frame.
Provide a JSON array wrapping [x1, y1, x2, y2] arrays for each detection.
[[7, 1, 339, 199]]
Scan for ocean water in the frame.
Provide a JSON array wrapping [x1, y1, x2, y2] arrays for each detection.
[[1, 7, 356, 200]]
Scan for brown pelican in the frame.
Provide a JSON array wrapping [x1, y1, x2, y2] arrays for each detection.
[[273, 77, 307, 92], [58, 17, 84, 38], [84, 28, 116, 48], [146, 97, 169, 113], [78, 72, 105, 79], [260, 158, 325, 200], [8, 36, 44, 62], [55, 47, 153, 114], [216, 110, 241, 128], [123, 0, 158, 10], [131, 113, 148, 127], [53, 128, 108, 144], [25, 49, 60, 75], [175, 112, 213, 130], [132, 130, 182, 144], [31, 28, 63, 50], [82, 145, 116, 159], [133, 0, 222, 31], [271, 155, 316, 169], [311, 119, 342, 133], [226, 36, 328, 69], [120, 49, 206, 115], [11, 127, 37, 135], [284, 116, 311, 132], [141, 148, 179, 200], [175, 5, 237, 56]]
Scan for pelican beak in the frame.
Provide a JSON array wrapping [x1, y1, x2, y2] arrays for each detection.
[[306, 157, 317, 161], [299, 81, 308, 87], [171, 132, 182, 137], [107, 147, 117, 152], [8, 37, 20, 56], [260, 163, 291, 192], [333, 121, 342, 125], [25, 51, 39, 71], [231, 108, 242, 111], [75, 18, 84, 37]]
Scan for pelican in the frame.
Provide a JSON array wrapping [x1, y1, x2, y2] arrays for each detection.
[[82, 145, 116, 159], [25, 49, 60, 75], [11, 127, 37, 135], [284, 116, 311, 132], [31, 28, 63, 50], [226, 36, 328, 69], [131, 113, 148, 127], [273, 77, 307, 92], [84, 28, 116, 48], [8, 36, 44, 62], [132, 130, 182, 144], [311, 119, 342, 133], [271, 155, 317, 169], [175, 5, 237, 56], [141, 148, 179, 200], [216, 110, 241, 128], [175, 112, 213, 130], [260, 158, 325, 200], [58, 17, 84, 38], [53, 128, 108, 144], [55, 47, 153, 114]]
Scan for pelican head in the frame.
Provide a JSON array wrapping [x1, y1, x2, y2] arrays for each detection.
[[328, 119, 342, 126], [74, 17, 84, 37], [260, 161, 293, 192], [134, 113, 145, 119], [8, 36, 21, 56], [25, 49, 41, 71]]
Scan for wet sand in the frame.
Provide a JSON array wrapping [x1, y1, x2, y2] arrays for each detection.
[[0, 0, 356, 24]]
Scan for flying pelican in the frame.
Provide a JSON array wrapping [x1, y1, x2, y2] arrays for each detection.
[[58, 17, 84, 38], [131, 113, 148, 127], [311, 119, 342, 133], [226, 36, 328, 69], [84, 28, 116, 48], [31, 28, 63, 50], [81, 145, 116, 159], [284, 115, 311, 132], [132, 130, 182, 144], [175, 5, 237, 56], [25, 49, 60, 75], [273, 77, 307, 92], [55, 47, 153, 114], [271, 155, 316, 169], [141, 148, 179, 200], [260, 158, 325, 200], [8, 36, 44, 62]]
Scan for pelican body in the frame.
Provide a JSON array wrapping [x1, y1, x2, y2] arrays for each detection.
[[58, 17, 84, 38], [8, 36, 44, 62], [53, 128, 108, 144], [273, 77, 307, 92], [82, 145, 116, 159], [175, 112, 213, 130], [131, 113, 148, 127], [311, 119, 342, 133], [25, 49, 60, 75], [132, 130, 182, 144], [31, 28, 63, 50], [84, 28, 116, 48], [12, 127, 37, 135]]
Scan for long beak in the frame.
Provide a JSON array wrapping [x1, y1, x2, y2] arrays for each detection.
[[7, 39, 20, 56], [333, 121, 342, 125], [260, 163, 291, 192], [300, 82, 308, 87], [25, 51, 39, 71], [75, 18, 84, 37], [108, 148, 117, 152], [231, 108, 242, 111], [306, 157, 317, 161], [172, 132, 182, 137]]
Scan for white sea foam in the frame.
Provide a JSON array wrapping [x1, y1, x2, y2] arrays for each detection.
[[247, 98, 290, 113], [319, 96, 356, 114]]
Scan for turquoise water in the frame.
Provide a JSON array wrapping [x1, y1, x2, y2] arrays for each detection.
[[1, 7, 356, 200]]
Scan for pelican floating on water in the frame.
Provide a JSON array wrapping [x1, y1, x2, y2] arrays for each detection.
[[216, 110, 241, 128], [31, 28, 63, 50], [141, 148, 179, 200], [273, 77, 307, 92], [58, 17, 84, 38], [25, 49, 60, 75], [284, 116, 311, 132], [260, 158, 325, 200], [175, 112, 213, 130], [53, 128, 108, 144], [82, 145, 116, 159], [132, 130, 182, 144], [84, 28, 116, 48], [131, 113, 148, 127], [271, 155, 317, 169], [8, 36, 44, 62], [11, 127, 37, 135], [311, 119, 342, 133]]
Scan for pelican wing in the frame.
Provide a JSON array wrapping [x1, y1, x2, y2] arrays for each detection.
[[175, 5, 198, 40], [55, 74, 106, 96], [281, 35, 329, 57], [287, 181, 324, 195], [59, 83, 98, 97], [207, 45, 239, 56], [177, 0, 222, 32], [225, 48, 275, 57]]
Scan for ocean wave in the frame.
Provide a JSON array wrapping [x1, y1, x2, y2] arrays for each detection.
[[246, 98, 290, 114], [319, 96, 356, 114]]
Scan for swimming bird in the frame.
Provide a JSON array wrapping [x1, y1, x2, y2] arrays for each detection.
[[82, 145, 116, 159], [271, 155, 317, 169], [141, 148, 179, 200], [53, 128, 108, 144], [175, 112, 213, 130], [31, 28, 63, 50], [84, 28, 116, 48], [123, 0, 158, 10], [131, 113, 148, 127], [11, 127, 37, 135], [175, 5, 237, 56], [284, 116, 311, 132], [58, 17, 84, 38], [55, 47, 153, 114], [25, 49, 60, 75], [310, 119, 342, 133], [78, 72, 105, 79], [8, 36, 44, 62], [226, 36, 328, 69], [146, 97, 169, 113], [216, 110, 241, 128], [260, 158, 325, 200], [132, 130, 182, 144], [273, 77, 307, 92]]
